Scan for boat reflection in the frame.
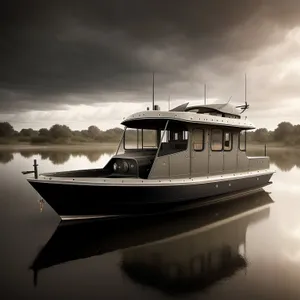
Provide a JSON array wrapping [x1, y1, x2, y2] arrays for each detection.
[[121, 204, 269, 295], [30, 190, 273, 292]]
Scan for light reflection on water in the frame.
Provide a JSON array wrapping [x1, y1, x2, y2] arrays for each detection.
[[0, 146, 300, 299], [0, 148, 115, 166]]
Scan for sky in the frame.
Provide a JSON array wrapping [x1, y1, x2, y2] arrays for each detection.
[[1, 0, 300, 131]]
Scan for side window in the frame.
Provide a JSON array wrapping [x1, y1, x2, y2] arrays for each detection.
[[193, 129, 204, 151], [183, 131, 189, 140], [174, 132, 178, 140], [224, 132, 232, 151], [211, 129, 223, 151], [239, 130, 246, 151], [158, 124, 189, 157], [168, 130, 188, 142]]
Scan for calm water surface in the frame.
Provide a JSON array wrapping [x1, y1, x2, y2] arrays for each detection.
[[0, 147, 300, 299]]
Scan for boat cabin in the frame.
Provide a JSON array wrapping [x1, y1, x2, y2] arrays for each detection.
[[105, 103, 269, 179]]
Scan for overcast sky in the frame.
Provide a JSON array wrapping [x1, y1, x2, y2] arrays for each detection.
[[1, 0, 300, 131]]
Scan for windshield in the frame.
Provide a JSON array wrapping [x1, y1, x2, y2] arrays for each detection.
[[117, 120, 189, 155], [123, 128, 158, 150]]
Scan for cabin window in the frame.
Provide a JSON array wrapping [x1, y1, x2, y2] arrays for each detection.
[[193, 129, 204, 151], [168, 130, 188, 142], [174, 132, 178, 140], [239, 130, 246, 151], [224, 132, 232, 151], [183, 131, 189, 140], [211, 129, 223, 151], [158, 122, 189, 156], [141, 129, 157, 148], [123, 128, 157, 150]]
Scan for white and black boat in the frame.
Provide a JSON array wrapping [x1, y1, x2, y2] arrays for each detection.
[[22, 102, 275, 220]]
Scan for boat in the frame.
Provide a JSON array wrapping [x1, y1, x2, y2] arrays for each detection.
[[30, 190, 273, 289], [22, 101, 275, 220]]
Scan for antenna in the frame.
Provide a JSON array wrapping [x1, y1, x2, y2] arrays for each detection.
[[204, 84, 207, 105], [244, 73, 247, 105], [168, 95, 171, 110], [152, 72, 155, 110], [236, 73, 249, 113], [227, 96, 232, 103]]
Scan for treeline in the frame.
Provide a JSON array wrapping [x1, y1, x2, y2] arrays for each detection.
[[247, 122, 300, 146], [0, 121, 299, 145], [0, 122, 129, 144]]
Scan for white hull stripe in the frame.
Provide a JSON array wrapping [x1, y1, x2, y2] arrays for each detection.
[[27, 169, 275, 187]]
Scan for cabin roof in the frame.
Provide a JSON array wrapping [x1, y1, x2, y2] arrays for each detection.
[[184, 103, 242, 117], [121, 103, 255, 130]]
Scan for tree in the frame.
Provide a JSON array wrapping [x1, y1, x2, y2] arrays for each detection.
[[20, 128, 37, 137], [253, 128, 269, 143], [294, 125, 300, 135], [80, 130, 90, 138], [98, 127, 124, 142], [49, 124, 73, 139], [39, 128, 50, 136], [0, 122, 14, 137], [87, 125, 102, 139], [72, 130, 82, 137], [274, 122, 294, 141]]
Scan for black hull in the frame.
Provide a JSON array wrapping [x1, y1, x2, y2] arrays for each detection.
[[28, 172, 273, 219], [30, 190, 273, 287]]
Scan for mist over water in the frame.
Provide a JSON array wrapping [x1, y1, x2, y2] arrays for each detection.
[[0, 146, 299, 299]]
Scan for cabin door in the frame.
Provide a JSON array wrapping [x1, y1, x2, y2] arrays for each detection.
[[208, 129, 223, 174], [223, 131, 237, 173], [190, 128, 209, 177]]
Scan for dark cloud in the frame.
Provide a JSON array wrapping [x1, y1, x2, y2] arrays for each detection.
[[1, 0, 300, 112]]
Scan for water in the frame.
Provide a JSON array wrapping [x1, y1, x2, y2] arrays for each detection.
[[0, 146, 299, 299]]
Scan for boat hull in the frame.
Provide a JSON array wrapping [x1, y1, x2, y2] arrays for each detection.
[[28, 171, 274, 220]]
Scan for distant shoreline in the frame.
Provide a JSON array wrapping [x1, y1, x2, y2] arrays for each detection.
[[246, 143, 300, 151], [0, 142, 299, 151], [0, 142, 118, 151]]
